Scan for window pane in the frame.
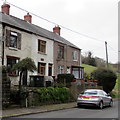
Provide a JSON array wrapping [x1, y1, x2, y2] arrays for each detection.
[[58, 45, 64, 59], [72, 68, 79, 79], [7, 57, 19, 75], [6, 30, 21, 49], [58, 66, 64, 74], [38, 40, 46, 53], [73, 51, 78, 61], [67, 67, 71, 73], [38, 63, 46, 75], [10, 35, 17, 48]]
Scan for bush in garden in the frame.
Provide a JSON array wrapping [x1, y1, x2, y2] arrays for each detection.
[[92, 68, 117, 93], [31, 87, 74, 106], [57, 74, 74, 87], [58, 87, 71, 102], [10, 89, 20, 104]]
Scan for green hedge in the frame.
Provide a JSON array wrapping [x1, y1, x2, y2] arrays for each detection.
[[31, 87, 74, 106], [9, 87, 74, 107], [10, 89, 20, 104], [57, 74, 74, 87]]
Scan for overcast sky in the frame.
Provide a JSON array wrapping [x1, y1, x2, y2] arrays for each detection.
[[0, 0, 119, 63]]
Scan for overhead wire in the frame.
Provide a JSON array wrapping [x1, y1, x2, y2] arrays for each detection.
[[4, 0, 104, 43], [107, 44, 118, 54], [1, 0, 118, 58]]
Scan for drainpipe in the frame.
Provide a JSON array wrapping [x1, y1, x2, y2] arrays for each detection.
[[0, 25, 5, 65], [2, 38, 4, 65], [2, 25, 5, 65]]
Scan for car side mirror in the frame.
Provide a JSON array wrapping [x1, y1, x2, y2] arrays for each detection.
[[107, 93, 110, 96]]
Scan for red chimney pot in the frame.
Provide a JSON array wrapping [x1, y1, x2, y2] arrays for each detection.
[[24, 13, 32, 23], [1, 3, 10, 15], [53, 25, 61, 35]]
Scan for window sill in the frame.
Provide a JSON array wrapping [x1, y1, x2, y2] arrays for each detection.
[[56, 58, 64, 61], [73, 60, 78, 62], [9, 74, 19, 77], [38, 51, 47, 55], [9, 47, 18, 51]]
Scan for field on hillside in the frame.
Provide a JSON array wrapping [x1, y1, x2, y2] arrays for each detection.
[[113, 73, 120, 98], [114, 73, 120, 90], [81, 64, 97, 74]]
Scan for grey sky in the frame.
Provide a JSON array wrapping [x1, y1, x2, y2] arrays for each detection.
[[0, 0, 118, 63]]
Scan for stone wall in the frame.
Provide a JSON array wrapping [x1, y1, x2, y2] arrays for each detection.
[[2, 72, 11, 108], [70, 80, 103, 99]]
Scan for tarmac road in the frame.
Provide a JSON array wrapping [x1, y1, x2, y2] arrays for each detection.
[[16, 100, 119, 119]]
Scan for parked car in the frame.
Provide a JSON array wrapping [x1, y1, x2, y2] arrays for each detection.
[[77, 89, 113, 109]]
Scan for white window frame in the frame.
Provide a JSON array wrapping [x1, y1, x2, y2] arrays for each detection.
[[10, 32, 18, 48], [72, 51, 78, 61], [58, 65, 64, 74]]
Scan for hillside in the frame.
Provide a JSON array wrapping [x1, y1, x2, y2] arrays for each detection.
[[81, 64, 97, 74], [114, 73, 120, 90]]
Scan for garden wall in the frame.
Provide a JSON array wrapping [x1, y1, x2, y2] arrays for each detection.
[[70, 80, 103, 99]]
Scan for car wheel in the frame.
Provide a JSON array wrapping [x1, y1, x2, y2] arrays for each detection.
[[77, 104, 81, 108], [109, 100, 113, 107], [77, 104, 80, 108], [99, 101, 103, 109]]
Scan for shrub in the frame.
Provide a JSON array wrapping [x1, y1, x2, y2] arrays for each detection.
[[30, 87, 74, 106], [92, 68, 117, 93], [20, 87, 29, 99], [110, 91, 116, 98], [57, 74, 74, 87], [10, 89, 20, 104], [10, 87, 29, 106]]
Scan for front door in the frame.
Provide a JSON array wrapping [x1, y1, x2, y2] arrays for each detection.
[[48, 64, 52, 76]]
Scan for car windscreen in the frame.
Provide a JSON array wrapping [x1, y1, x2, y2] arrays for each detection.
[[82, 91, 98, 95]]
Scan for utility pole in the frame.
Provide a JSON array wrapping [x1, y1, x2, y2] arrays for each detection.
[[105, 41, 109, 68]]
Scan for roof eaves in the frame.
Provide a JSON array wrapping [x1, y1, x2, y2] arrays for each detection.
[[1, 12, 81, 50], [1, 20, 53, 41]]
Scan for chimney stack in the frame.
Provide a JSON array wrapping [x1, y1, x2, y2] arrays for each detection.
[[24, 13, 32, 23], [53, 25, 61, 35], [1, 3, 10, 15]]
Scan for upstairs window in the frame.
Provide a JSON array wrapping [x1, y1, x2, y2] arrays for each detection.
[[6, 30, 21, 49], [38, 40, 46, 53], [72, 51, 78, 61], [57, 45, 64, 59], [10, 32, 17, 48]]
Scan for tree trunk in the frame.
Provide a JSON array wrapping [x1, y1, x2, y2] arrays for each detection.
[[19, 71, 23, 91]]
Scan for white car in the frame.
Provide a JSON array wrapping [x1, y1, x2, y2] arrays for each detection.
[[77, 89, 113, 109]]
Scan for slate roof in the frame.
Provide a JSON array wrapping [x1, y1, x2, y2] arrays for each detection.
[[0, 12, 80, 49]]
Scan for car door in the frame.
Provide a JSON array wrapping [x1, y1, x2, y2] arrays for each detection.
[[99, 91, 106, 106], [102, 91, 110, 106]]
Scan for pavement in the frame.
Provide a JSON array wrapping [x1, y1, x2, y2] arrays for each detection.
[[1, 102, 76, 118]]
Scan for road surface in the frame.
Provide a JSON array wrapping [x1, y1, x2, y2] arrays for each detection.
[[15, 100, 119, 119]]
